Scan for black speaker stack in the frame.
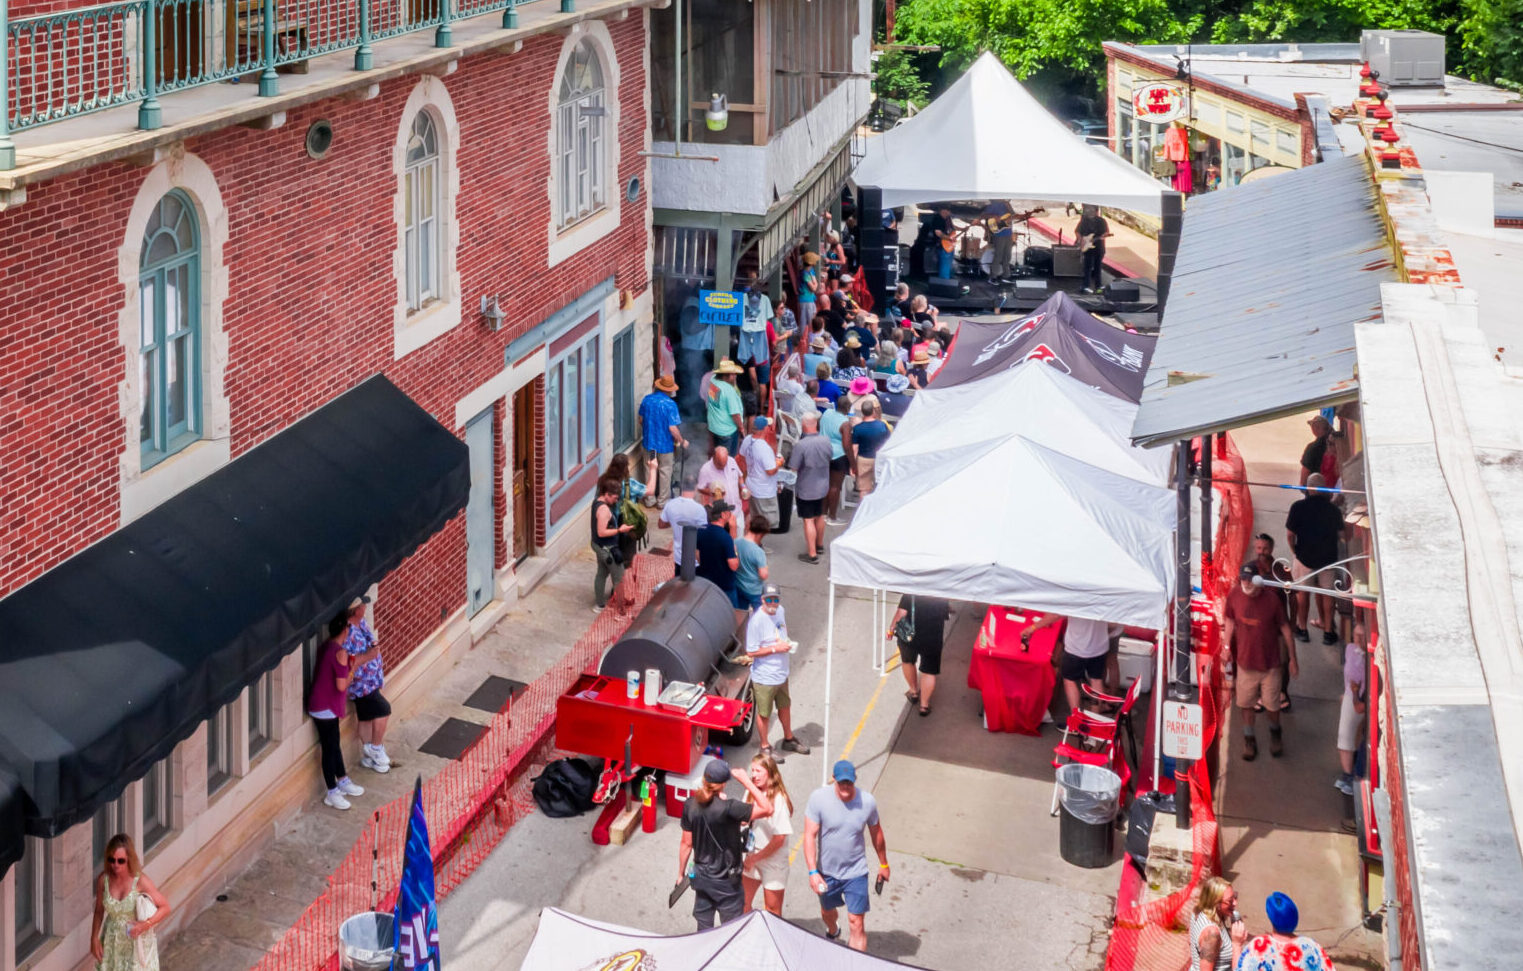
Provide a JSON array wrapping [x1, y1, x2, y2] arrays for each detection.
[[854, 185, 899, 302]]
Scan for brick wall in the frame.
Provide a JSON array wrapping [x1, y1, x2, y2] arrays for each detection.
[[0, 14, 650, 669], [1378, 671, 1423, 971]]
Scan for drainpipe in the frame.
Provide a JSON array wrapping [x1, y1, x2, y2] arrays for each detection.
[[1372, 787, 1403, 971]]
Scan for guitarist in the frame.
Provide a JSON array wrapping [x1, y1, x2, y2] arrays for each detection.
[[930, 206, 959, 279], [1076, 204, 1112, 294]]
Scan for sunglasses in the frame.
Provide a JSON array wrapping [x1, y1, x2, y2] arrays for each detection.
[[763, 598, 780, 605], [109, 857, 128, 865]]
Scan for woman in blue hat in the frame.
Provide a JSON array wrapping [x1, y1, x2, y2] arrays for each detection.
[[1236, 892, 1334, 971]]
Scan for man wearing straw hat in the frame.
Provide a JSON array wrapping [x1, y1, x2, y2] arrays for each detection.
[[707, 359, 746, 453], [638, 373, 685, 507]]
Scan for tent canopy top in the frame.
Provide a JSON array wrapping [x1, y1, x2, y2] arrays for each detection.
[[853, 52, 1170, 216]]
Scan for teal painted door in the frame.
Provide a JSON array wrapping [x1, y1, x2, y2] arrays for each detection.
[[465, 408, 495, 617]]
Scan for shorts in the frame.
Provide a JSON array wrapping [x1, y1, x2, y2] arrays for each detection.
[[829, 455, 849, 476], [796, 496, 824, 519], [855, 455, 877, 496], [1061, 651, 1106, 683], [352, 689, 391, 722], [737, 327, 770, 366], [752, 680, 791, 718], [1337, 690, 1361, 751], [818, 873, 871, 915], [898, 637, 943, 676], [744, 856, 789, 892], [1235, 666, 1285, 711], [732, 588, 762, 611], [750, 494, 780, 528], [1291, 557, 1333, 585]]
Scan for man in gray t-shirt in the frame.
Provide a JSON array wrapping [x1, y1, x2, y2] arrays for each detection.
[[787, 412, 833, 563], [803, 760, 889, 952]]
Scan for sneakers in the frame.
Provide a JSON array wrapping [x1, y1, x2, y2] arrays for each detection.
[[338, 777, 365, 797], [1334, 774, 1355, 796], [1293, 627, 1310, 643], [1321, 631, 1339, 646], [825, 518, 848, 527], [324, 789, 353, 811], [361, 744, 391, 774], [779, 737, 811, 755]]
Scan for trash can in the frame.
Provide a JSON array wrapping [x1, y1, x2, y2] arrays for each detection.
[[338, 911, 396, 971], [1056, 763, 1121, 868], [775, 483, 794, 535]]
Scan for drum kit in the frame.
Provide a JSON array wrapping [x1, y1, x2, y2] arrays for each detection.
[[942, 203, 1047, 283]]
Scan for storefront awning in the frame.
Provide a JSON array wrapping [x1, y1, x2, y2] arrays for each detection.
[[0, 375, 468, 869], [1130, 155, 1395, 448]]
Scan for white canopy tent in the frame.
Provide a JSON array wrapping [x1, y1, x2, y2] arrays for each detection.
[[879, 363, 1174, 486], [520, 907, 920, 970], [853, 52, 1169, 216]]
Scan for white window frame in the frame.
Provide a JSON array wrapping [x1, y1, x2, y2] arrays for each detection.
[[392, 77, 462, 361], [117, 153, 232, 526], [404, 111, 442, 313], [544, 333, 602, 489], [12, 836, 52, 964], [546, 22, 624, 268], [142, 757, 175, 852], [248, 669, 276, 758], [206, 704, 235, 796]]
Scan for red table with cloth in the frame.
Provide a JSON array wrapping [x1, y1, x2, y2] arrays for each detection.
[[968, 606, 1060, 734]]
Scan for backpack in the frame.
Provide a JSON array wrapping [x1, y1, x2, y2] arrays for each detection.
[[619, 481, 648, 549], [532, 757, 599, 818]]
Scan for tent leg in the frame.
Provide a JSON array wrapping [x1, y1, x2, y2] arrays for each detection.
[[824, 581, 835, 787], [1155, 597, 1167, 790]]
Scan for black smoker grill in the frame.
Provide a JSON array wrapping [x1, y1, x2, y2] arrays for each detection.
[[597, 574, 755, 745]]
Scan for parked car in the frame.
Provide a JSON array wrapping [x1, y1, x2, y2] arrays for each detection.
[[1066, 117, 1110, 145]]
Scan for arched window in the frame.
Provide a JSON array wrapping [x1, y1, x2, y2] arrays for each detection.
[[139, 189, 201, 466], [557, 39, 606, 228], [404, 111, 441, 311]]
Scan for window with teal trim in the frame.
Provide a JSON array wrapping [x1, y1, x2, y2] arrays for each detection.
[[139, 190, 202, 468]]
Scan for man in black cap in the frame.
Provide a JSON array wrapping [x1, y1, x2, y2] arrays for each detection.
[[677, 758, 774, 929]]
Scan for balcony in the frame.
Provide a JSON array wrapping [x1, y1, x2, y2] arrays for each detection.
[[0, 0, 653, 183]]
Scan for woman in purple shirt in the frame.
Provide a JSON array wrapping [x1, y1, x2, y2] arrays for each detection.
[[310, 614, 365, 810]]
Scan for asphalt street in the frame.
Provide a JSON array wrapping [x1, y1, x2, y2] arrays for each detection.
[[439, 510, 1118, 970]]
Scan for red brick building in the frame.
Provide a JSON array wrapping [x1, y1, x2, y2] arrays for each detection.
[[0, 1, 656, 966]]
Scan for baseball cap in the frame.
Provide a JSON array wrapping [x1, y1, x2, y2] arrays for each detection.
[[703, 759, 732, 784], [348, 594, 371, 610], [761, 584, 781, 602], [754, 417, 770, 430], [832, 760, 857, 783], [1239, 564, 1258, 581], [1265, 892, 1299, 935]]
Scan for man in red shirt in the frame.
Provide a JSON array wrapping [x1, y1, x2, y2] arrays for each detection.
[[1224, 564, 1297, 760]]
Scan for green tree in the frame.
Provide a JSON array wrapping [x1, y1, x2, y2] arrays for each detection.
[[1459, 0, 1523, 84]]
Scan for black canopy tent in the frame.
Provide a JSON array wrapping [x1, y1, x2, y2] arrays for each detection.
[[936, 291, 1156, 402], [0, 375, 469, 877]]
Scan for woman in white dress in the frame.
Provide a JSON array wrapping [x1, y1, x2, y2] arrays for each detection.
[[742, 752, 794, 916]]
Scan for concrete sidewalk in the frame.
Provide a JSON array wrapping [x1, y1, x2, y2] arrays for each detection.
[[1217, 416, 1383, 969], [158, 549, 616, 969]]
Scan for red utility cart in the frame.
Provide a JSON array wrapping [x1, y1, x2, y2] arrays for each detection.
[[556, 674, 752, 776]]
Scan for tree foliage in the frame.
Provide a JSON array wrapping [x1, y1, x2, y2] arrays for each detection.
[[884, 0, 1523, 106]]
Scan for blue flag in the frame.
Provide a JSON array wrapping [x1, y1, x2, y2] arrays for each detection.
[[394, 777, 440, 970]]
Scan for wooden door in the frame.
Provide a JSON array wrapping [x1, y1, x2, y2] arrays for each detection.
[[158, 0, 204, 84], [512, 386, 535, 563]]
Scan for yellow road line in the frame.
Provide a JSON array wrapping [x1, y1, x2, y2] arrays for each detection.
[[786, 653, 900, 866]]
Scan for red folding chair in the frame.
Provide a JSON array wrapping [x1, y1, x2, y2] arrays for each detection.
[[1049, 677, 1142, 816]]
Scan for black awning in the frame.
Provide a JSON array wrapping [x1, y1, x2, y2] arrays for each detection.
[[0, 375, 468, 867]]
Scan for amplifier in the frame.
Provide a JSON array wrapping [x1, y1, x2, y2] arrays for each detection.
[[1052, 244, 1082, 278], [1014, 279, 1048, 300], [927, 277, 966, 299], [1105, 279, 1141, 303]]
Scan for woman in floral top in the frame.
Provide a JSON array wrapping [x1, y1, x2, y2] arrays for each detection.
[[1236, 892, 1334, 971]]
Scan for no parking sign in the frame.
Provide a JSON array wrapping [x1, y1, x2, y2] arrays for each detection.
[[1162, 702, 1203, 760]]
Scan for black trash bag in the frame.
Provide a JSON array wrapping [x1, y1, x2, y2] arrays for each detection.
[[532, 757, 600, 818], [1125, 790, 1176, 873]]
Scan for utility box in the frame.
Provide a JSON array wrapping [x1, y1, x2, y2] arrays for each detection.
[[1361, 30, 1445, 87]]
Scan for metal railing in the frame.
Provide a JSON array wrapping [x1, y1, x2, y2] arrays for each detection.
[[0, 0, 565, 167]]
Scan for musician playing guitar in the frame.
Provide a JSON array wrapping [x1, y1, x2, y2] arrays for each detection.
[[930, 205, 959, 279], [1076, 204, 1112, 294]]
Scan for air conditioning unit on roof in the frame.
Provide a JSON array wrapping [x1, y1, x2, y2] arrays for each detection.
[[1361, 30, 1445, 87]]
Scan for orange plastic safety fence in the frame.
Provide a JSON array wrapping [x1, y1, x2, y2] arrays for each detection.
[[1106, 432, 1250, 971], [251, 554, 676, 971]]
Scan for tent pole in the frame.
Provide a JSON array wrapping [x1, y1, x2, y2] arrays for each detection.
[[824, 580, 836, 786]]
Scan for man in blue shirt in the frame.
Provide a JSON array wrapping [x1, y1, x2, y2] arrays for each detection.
[[638, 374, 686, 507]]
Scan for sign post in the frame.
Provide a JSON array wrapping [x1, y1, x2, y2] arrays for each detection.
[[1163, 700, 1203, 828]]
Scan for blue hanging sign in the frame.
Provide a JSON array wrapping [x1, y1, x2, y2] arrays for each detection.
[[698, 289, 744, 327]]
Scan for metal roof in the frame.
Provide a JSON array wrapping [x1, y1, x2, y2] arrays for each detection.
[[1131, 154, 1395, 447]]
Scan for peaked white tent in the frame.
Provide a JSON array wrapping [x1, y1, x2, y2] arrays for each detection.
[[520, 907, 920, 970], [853, 52, 1167, 215], [879, 363, 1174, 486], [833, 437, 1175, 626]]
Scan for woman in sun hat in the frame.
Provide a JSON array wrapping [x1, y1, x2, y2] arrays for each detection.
[[908, 348, 932, 390], [799, 251, 822, 335]]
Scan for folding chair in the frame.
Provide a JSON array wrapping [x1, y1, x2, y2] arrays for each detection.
[[1049, 677, 1142, 816]]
